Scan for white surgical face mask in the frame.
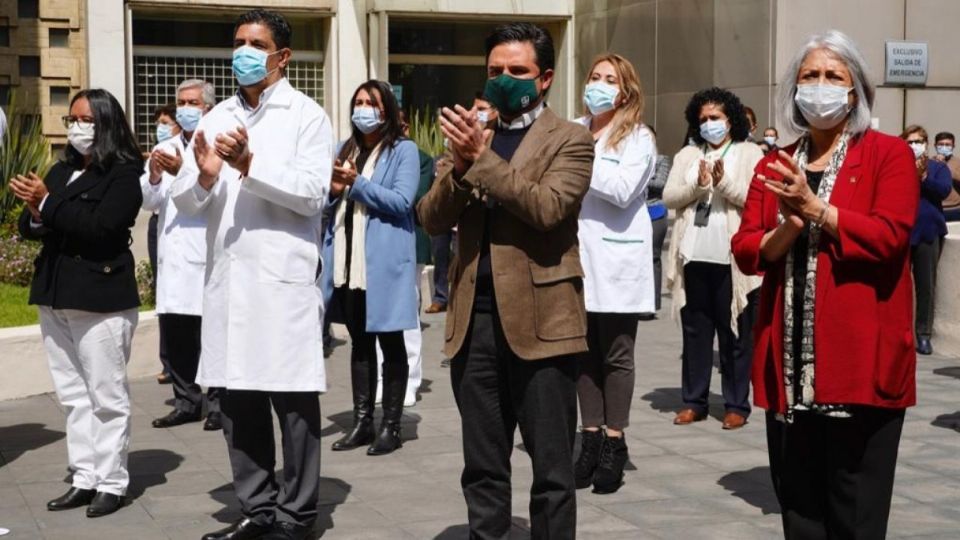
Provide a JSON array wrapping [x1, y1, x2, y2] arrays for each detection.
[[477, 110, 489, 124], [699, 119, 729, 146], [794, 83, 853, 130], [68, 122, 96, 156], [936, 144, 953, 158], [909, 141, 927, 159]]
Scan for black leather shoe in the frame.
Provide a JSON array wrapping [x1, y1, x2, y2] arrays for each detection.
[[204, 412, 223, 431], [152, 409, 201, 428], [331, 416, 375, 451], [917, 337, 933, 355], [202, 518, 273, 540], [263, 522, 314, 540], [593, 435, 629, 494], [366, 422, 402, 456], [574, 430, 604, 489], [47, 487, 96, 511], [85, 492, 123, 517]]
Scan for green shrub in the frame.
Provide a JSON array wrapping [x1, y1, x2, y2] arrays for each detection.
[[408, 108, 446, 157], [0, 231, 40, 287], [136, 259, 155, 308], [0, 91, 54, 226]]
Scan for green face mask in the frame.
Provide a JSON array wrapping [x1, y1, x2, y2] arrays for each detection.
[[483, 73, 541, 116]]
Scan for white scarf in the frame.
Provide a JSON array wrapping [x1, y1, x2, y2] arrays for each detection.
[[333, 143, 382, 290]]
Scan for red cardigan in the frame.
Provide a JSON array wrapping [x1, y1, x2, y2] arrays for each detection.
[[731, 129, 919, 413]]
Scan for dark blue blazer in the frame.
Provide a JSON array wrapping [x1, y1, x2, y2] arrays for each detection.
[[911, 158, 951, 245]]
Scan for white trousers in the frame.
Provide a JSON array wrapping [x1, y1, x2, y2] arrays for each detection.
[[39, 306, 137, 496]]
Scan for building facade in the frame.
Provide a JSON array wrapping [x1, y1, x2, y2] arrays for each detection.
[[3, 0, 959, 153]]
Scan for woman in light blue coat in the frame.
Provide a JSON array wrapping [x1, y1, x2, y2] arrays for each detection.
[[322, 80, 420, 455]]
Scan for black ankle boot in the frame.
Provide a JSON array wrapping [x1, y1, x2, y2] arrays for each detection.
[[593, 435, 628, 494], [367, 361, 407, 456], [331, 414, 374, 451], [574, 430, 604, 489]]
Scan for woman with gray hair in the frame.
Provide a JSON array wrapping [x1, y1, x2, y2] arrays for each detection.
[[732, 30, 918, 538]]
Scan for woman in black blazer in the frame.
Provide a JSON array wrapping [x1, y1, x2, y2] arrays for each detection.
[[10, 89, 143, 518]]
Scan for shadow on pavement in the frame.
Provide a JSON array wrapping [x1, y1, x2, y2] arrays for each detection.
[[126, 449, 185, 499], [717, 466, 781, 515], [433, 517, 531, 539], [932, 366, 960, 380], [640, 387, 727, 421], [0, 423, 65, 467], [207, 476, 352, 538], [322, 410, 422, 442], [932, 411, 960, 433]]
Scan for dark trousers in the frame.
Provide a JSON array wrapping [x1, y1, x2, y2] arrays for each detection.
[[430, 231, 454, 305], [911, 237, 942, 339], [766, 408, 904, 539], [679, 262, 756, 416], [651, 216, 668, 311], [451, 307, 578, 540], [158, 314, 221, 415], [221, 390, 321, 527], [340, 288, 408, 410], [577, 312, 638, 430], [147, 213, 170, 375]]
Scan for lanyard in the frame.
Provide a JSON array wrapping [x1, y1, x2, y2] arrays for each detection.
[[702, 140, 733, 160]]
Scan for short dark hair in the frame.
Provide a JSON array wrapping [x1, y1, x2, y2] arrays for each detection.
[[484, 23, 555, 74], [235, 9, 292, 50], [153, 103, 177, 123], [684, 87, 751, 145], [337, 79, 405, 164], [64, 89, 144, 172], [935, 131, 955, 144], [743, 106, 757, 127]]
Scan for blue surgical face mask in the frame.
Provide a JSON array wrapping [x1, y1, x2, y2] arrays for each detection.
[[936, 144, 954, 158], [156, 123, 174, 143], [232, 45, 280, 87], [763, 136, 777, 147], [352, 106, 383, 135], [700, 119, 729, 146], [176, 106, 203, 133], [583, 82, 619, 115]]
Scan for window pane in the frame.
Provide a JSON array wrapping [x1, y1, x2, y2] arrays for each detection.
[[49, 28, 70, 48], [388, 63, 486, 113], [132, 17, 323, 50], [389, 20, 493, 56], [19, 56, 40, 77], [0, 27, 10, 48], [18, 0, 39, 19], [50, 86, 70, 106]]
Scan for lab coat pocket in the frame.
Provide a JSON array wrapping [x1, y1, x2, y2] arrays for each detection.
[[601, 237, 645, 281], [259, 239, 318, 285]]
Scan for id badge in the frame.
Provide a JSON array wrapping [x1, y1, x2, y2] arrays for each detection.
[[694, 201, 711, 227]]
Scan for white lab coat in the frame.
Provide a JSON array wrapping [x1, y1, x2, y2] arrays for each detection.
[[140, 135, 207, 316], [171, 78, 334, 392], [575, 117, 657, 313]]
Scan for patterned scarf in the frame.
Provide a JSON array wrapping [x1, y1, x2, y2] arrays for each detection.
[[780, 132, 851, 422]]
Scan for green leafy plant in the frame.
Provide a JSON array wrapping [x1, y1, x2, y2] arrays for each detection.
[[136, 259, 156, 308], [408, 108, 446, 157], [0, 92, 54, 226]]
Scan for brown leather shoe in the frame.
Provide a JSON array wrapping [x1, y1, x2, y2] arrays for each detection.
[[425, 302, 447, 314], [673, 408, 707, 425], [722, 412, 747, 430]]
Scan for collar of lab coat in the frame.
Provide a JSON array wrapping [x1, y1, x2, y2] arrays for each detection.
[[228, 77, 295, 113]]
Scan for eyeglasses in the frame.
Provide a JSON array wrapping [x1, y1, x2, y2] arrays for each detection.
[[907, 138, 927, 144], [62, 116, 95, 129]]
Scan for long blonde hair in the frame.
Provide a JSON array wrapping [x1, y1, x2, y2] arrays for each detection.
[[582, 53, 645, 151]]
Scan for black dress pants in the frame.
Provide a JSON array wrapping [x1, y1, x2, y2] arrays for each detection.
[[651, 216, 668, 311], [147, 213, 170, 375], [766, 408, 905, 539], [679, 262, 756, 416], [577, 312, 638, 430], [911, 237, 941, 339], [221, 390, 322, 527], [451, 306, 578, 540], [158, 314, 221, 415]]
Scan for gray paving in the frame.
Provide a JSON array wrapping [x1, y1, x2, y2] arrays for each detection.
[[2, 302, 960, 539]]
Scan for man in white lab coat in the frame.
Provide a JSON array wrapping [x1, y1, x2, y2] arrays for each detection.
[[171, 10, 333, 540], [141, 79, 223, 431]]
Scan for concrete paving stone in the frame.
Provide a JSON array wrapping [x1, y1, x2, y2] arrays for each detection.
[[685, 448, 773, 472], [642, 432, 754, 456], [39, 522, 169, 540], [886, 502, 960, 538], [622, 454, 719, 478], [574, 504, 642, 534], [600, 497, 740, 528], [649, 519, 780, 540]]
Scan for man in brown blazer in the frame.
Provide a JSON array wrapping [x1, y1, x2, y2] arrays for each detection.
[[418, 23, 593, 540]]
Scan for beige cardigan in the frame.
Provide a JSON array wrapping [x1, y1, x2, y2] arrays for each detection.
[[662, 142, 764, 336]]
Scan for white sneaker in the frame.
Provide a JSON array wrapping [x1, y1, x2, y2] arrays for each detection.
[[404, 394, 416, 407]]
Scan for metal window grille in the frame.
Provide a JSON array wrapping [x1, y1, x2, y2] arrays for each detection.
[[133, 51, 323, 149]]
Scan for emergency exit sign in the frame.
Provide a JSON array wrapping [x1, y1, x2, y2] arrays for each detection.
[[884, 41, 928, 86]]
